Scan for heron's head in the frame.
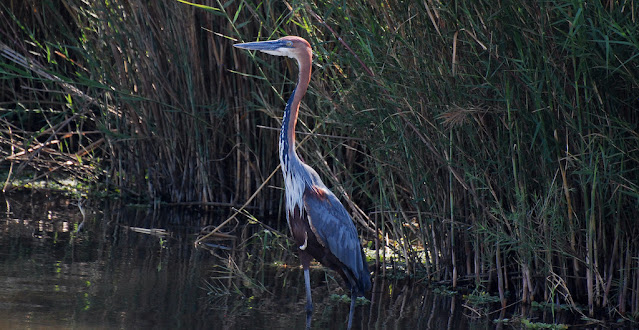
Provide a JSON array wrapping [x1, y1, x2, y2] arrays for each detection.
[[234, 36, 311, 60]]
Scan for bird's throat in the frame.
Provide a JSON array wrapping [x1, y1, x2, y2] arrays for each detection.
[[279, 56, 311, 168]]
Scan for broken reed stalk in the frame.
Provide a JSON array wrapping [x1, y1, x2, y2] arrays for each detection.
[[0, 40, 103, 189]]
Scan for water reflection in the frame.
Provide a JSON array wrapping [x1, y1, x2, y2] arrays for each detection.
[[0, 191, 488, 329]]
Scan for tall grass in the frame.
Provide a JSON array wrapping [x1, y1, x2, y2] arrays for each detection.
[[2, 0, 639, 320], [307, 0, 639, 318]]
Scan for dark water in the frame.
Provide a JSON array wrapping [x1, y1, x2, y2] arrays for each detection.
[[0, 191, 495, 329]]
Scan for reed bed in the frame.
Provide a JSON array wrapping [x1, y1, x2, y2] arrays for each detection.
[[2, 0, 639, 321]]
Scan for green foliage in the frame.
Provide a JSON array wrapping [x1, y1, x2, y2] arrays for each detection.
[[329, 293, 370, 306], [463, 291, 501, 305], [519, 318, 568, 330]]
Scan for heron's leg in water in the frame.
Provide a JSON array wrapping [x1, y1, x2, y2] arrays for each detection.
[[347, 290, 356, 330], [304, 267, 313, 329], [299, 250, 313, 329]]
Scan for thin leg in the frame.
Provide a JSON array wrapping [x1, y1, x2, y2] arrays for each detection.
[[348, 290, 356, 330], [304, 267, 313, 329]]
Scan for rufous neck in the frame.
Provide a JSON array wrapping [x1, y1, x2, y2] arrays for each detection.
[[280, 50, 312, 164]]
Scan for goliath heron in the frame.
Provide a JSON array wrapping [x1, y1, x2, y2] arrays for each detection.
[[234, 36, 371, 329]]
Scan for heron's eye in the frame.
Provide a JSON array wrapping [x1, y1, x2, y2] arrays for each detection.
[[286, 41, 293, 47]]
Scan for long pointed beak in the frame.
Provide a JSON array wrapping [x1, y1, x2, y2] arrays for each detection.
[[233, 39, 288, 51]]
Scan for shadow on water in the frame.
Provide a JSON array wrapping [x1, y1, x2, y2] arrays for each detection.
[[0, 191, 216, 329], [0, 191, 514, 329]]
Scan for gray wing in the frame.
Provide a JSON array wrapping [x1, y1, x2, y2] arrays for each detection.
[[303, 185, 368, 289]]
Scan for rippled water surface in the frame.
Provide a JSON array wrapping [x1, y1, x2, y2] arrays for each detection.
[[0, 191, 495, 329]]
